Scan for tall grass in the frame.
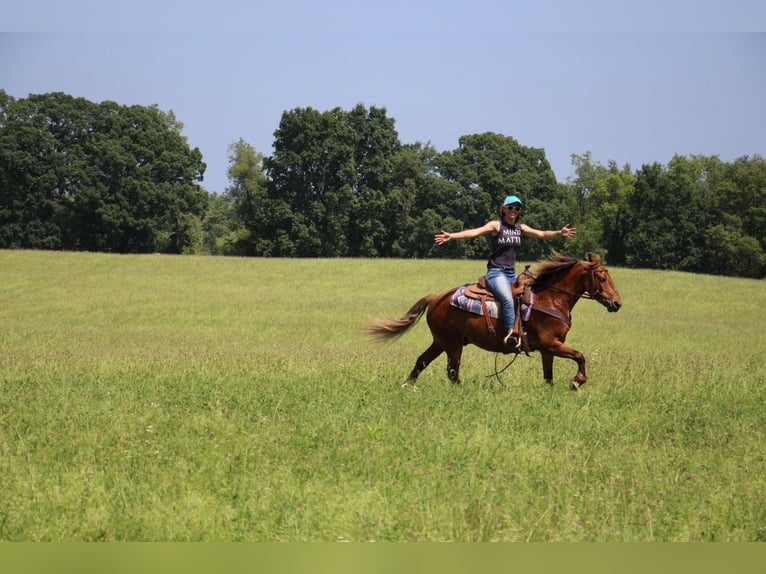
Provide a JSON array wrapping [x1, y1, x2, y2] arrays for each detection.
[[1, 250, 764, 541]]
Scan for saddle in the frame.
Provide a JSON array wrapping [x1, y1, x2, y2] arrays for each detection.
[[462, 266, 535, 343], [463, 268, 532, 301]]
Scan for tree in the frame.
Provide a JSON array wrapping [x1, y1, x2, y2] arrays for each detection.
[[81, 102, 208, 253], [200, 192, 237, 255], [719, 155, 766, 252], [623, 156, 717, 271], [345, 104, 401, 256], [263, 104, 402, 257], [0, 91, 73, 249], [0, 91, 208, 253], [567, 153, 635, 263], [223, 139, 270, 255], [704, 219, 766, 278], [381, 142, 450, 258]]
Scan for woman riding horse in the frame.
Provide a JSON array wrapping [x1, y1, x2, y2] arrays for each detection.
[[368, 252, 622, 389], [434, 195, 576, 349]]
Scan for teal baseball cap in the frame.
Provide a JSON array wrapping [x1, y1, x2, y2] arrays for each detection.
[[503, 195, 523, 206]]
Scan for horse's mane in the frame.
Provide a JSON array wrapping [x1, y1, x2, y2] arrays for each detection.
[[531, 252, 581, 286]]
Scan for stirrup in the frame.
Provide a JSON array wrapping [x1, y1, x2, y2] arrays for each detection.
[[503, 331, 521, 350]]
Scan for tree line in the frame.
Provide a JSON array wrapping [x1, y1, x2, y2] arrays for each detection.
[[2, 92, 764, 278]]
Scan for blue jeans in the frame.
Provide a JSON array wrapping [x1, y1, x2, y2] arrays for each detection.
[[485, 266, 516, 334]]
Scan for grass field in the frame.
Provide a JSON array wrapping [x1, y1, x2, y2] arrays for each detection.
[[1, 250, 764, 541]]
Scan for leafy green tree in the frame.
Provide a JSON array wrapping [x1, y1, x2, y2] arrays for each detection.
[[567, 153, 635, 263], [0, 91, 72, 249], [83, 102, 208, 252], [595, 163, 636, 265], [264, 106, 345, 256], [382, 142, 458, 258], [345, 105, 401, 256], [719, 155, 766, 252], [624, 156, 717, 271], [223, 139, 270, 255], [263, 104, 402, 257], [199, 192, 236, 255], [691, 154, 766, 277], [0, 91, 207, 253], [704, 218, 765, 278]]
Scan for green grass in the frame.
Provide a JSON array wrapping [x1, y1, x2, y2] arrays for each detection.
[[1, 250, 765, 541]]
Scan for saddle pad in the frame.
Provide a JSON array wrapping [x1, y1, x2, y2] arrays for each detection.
[[450, 285, 532, 321], [450, 286, 499, 318]]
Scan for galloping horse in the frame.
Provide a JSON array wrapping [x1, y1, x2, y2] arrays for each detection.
[[368, 253, 622, 390]]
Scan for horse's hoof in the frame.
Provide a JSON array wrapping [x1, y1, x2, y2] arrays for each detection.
[[570, 380, 582, 391]]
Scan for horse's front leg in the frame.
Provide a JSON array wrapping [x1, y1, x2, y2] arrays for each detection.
[[569, 349, 586, 390], [543, 343, 586, 390], [540, 351, 554, 386]]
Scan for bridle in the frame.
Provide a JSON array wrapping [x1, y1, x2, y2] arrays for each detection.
[[584, 265, 610, 302]]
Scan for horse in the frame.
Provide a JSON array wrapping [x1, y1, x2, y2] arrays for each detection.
[[368, 252, 622, 390]]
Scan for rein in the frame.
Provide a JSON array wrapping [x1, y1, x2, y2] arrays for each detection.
[[488, 351, 520, 387], [535, 282, 598, 301]]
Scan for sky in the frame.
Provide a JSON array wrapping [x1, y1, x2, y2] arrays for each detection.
[[2, 1, 765, 194]]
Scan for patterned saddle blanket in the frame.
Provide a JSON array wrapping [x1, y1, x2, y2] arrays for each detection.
[[450, 285, 532, 321]]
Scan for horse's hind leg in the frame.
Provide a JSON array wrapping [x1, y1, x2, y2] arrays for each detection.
[[408, 341, 443, 382], [444, 343, 464, 384]]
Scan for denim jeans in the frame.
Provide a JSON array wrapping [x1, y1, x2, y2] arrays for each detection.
[[485, 266, 517, 334]]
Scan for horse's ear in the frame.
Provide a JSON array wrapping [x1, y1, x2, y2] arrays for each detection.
[[585, 252, 601, 263]]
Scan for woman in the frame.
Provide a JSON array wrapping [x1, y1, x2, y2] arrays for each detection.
[[434, 195, 576, 349]]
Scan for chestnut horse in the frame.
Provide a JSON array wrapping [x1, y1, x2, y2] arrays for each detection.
[[368, 253, 622, 390]]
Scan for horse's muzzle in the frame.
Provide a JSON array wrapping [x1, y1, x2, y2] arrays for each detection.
[[605, 299, 622, 312]]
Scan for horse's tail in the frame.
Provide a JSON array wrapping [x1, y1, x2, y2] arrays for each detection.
[[366, 294, 436, 341]]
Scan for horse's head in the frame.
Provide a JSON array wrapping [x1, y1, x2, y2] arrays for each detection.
[[583, 253, 622, 312]]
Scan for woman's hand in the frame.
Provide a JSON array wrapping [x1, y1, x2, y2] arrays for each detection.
[[434, 230, 451, 245], [560, 224, 577, 238]]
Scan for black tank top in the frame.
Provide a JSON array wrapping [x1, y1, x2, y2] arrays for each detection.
[[488, 219, 522, 270]]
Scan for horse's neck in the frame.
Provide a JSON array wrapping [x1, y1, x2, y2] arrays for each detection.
[[534, 267, 586, 309]]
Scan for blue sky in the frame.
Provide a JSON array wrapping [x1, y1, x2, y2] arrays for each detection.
[[2, 2, 765, 194]]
